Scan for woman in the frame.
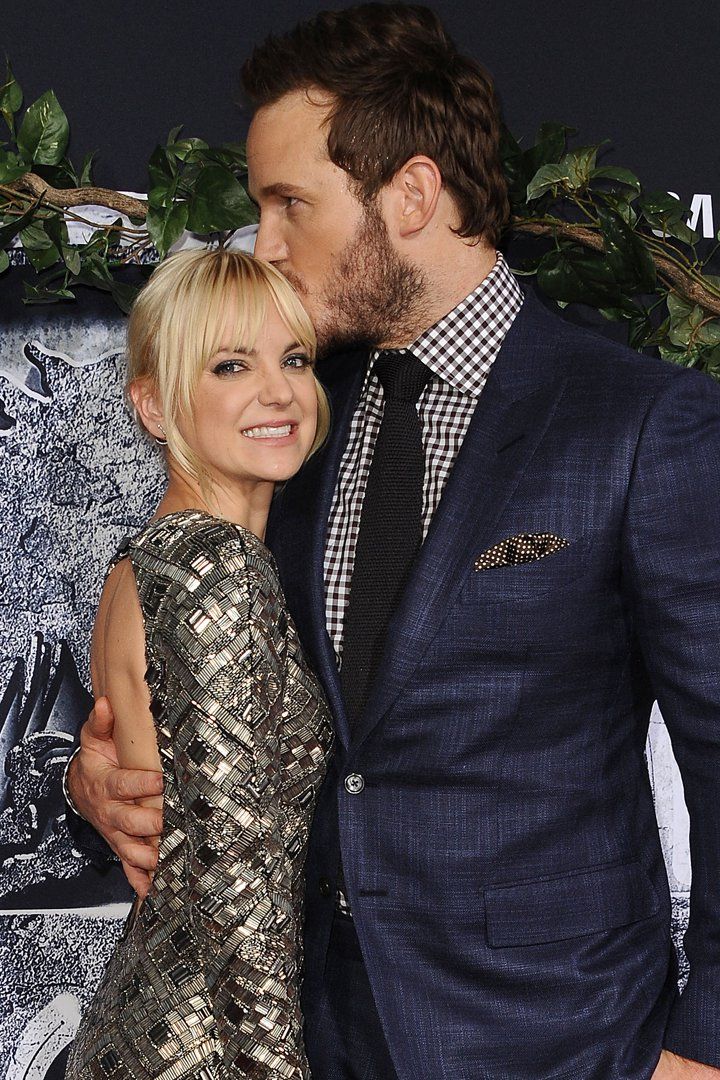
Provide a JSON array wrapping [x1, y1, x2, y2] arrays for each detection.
[[66, 250, 334, 1079]]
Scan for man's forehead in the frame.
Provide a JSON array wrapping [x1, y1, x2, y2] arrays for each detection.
[[247, 94, 332, 185], [250, 92, 330, 150]]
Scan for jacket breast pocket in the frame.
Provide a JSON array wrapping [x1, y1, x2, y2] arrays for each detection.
[[484, 860, 660, 948], [461, 536, 594, 605]]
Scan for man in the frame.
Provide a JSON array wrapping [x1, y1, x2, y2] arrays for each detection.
[[67, 5, 720, 1078]]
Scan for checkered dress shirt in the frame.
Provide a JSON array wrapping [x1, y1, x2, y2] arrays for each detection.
[[324, 252, 524, 664]]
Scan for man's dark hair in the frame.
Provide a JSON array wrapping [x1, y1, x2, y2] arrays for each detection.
[[241, 3, 510, 246]]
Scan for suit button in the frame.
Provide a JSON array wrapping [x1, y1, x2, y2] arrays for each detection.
[[345, 773, 365, 794], [319, 877, 331, 897]]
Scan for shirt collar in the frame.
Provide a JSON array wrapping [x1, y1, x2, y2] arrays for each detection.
[[368, 252, 524, 398]]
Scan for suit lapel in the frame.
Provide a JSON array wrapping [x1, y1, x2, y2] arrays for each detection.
[[352, 293, 570, 747]]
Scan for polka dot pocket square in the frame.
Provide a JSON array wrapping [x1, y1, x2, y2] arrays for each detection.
[[474, 533, 570, 572]]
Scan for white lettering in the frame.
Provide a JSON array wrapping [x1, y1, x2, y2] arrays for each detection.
[[653, 192, 715, 240], [687, 193, 714, 239]]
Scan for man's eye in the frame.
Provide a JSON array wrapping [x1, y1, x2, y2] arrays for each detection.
[[285, 196, 300, 208], [283, 353, 311, 369], [213, 360, 245, 375]]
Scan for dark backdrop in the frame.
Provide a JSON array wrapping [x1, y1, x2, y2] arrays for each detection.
[[3, 0, 719, 202]]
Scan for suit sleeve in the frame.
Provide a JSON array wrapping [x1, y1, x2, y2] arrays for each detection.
[[622, 367, 720, 1067], [158, 547, 289, 1073]]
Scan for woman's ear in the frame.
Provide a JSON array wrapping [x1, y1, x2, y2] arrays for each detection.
[[129, 377, 166, 440]]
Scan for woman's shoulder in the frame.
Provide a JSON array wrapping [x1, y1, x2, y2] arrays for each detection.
[[120, 510, 280, 602]]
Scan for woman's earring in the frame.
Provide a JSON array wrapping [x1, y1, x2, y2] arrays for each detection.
[[154, 424, 168, 447]]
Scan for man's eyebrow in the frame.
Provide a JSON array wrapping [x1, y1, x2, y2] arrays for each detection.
[[256, 182, 308, 200]]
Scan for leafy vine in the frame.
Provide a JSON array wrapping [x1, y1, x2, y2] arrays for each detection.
[[2, 63, 719, 379]]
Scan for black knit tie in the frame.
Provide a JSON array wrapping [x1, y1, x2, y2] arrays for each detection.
[[341, 349, 433, 729]]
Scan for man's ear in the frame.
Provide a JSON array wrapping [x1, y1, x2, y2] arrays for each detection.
[[389, 156, 443, 239], [129, 376, 166, 439]]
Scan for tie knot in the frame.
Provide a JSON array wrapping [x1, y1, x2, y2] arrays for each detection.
[[373, 349, 432, 404]]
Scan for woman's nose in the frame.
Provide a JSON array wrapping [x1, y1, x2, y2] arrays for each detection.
[[257, 368, 293, 407]]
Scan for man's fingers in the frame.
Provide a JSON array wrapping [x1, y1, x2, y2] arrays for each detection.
[[115, 838, 159, 872], [106, 767, 163, 803], [121, 861, 153, 898], [84, 695, 116, 740], [109, 803, 163, 838]]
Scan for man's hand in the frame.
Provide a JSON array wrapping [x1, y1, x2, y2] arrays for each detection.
[[67, 696, 163, 896], [653, 1051, 720, 1077]]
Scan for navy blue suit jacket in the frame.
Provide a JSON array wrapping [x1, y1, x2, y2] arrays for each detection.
[[266, 291, 720, 1079]]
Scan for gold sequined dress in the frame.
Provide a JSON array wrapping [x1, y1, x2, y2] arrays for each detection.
[[66, 511, 333, 1080]]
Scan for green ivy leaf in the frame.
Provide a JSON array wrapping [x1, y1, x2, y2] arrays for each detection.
[[33, 157, 77, 188], [0, 148, 27, 183], [167, 137, 209, 163], [666, 292, 704, 347], [598, 206, 656, 293], [696, 320, 720, 346], [526, 163, 571, 201], [148, 144, 176, 189], [536, 244, 622, 307], [590, 166, 642, 193], [63, 246, 81, 275], [0, 60, 22, 137], [0, 199, 40, 246], [219, 142, 248, 165], [0, 249, 9, 274], [109, 280, 140, 314], [23, 281, 75, 304], [148, 182, 172, 210], [560, 143, 606, 190], [17, 90, 70, 165], [186, 164, 255, 232], [600, 189, 638, 227], [20, 220, 61, 271], [146, 200, 188, 256], [522, 122, 574, 179], [78, 150, 96, 186], [628, 310, 655, 350], [658, 340, 701, 367], [639, 191, 697, 245]]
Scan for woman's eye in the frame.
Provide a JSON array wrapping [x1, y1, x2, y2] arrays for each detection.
[[283, 353, 311, 369], [213, 360, 245, 376]]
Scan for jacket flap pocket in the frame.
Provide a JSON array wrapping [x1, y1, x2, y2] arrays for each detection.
[[484, 861, 659, 948]]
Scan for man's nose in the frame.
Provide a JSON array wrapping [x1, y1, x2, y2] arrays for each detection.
[[253, 218, 286, 264]]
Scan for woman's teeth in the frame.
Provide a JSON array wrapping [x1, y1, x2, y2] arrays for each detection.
[[241, 424, 293, 439]]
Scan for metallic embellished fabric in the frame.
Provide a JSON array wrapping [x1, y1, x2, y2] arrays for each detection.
[[67, 511, 333, 1080]]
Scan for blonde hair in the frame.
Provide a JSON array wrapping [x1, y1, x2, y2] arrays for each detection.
[[126, 249, 330, 492]]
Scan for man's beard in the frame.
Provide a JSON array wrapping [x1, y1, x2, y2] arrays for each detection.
[[305, 202, 430, 359]]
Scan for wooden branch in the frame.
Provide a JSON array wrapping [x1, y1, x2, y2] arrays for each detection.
[[512, 216, 720, 318], [8, 172, 148, 219], [4, 179, 720, 319]]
